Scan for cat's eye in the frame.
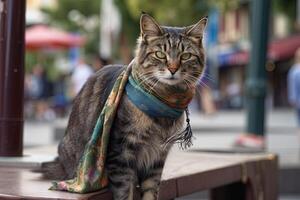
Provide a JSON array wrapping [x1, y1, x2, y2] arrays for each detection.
[[181, 53, 192, 60], [155, 51, 166, 59]]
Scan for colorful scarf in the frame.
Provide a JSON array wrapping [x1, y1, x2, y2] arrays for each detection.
[[131, 72, 195, 110], [50, 61, 194, 193], [125, 76, 184, 118]]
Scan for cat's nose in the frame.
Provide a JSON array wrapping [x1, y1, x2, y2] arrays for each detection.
[[169, 70, 177, 75], [168, 62, 179, 75]]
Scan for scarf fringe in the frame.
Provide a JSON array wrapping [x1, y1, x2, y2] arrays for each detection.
[[162, 108, 193, 150]]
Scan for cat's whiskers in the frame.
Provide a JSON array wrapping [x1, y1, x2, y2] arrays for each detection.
[[187, 77, 204, 88], [202, 73, 215, 82], [183, 75, 201, 91], [183, 79, 192, 90], [182, 73, 208, 90], [142, 76, 169, 102], [140, 71, 156, 77], [198, 81, 210, 89], [182, 73, 199, 84], [138, 74, 157, 87], [192, 70, 216, 83], [143, 79, 160, 96], [138, 76, 154, 86], [138, 70, 156, 81], [184, 78, 196, 91], [148, 79, 159, 94]]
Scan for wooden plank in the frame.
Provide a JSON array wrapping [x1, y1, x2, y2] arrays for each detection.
[[161, 150, 275, 181], [176, 165, 242, 197], [261, 156, 278, 200], [0, 152, 278, 200], [0, 167, 107, 200], [158, 179, 177, 200]]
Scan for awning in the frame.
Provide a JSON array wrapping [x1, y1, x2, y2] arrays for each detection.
[[219, 34, 300, 66], [26, 25, 85, 51], [268, 34, 300, 61]]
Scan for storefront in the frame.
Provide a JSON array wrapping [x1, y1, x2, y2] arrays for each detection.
[[215, 34, 300, 108]]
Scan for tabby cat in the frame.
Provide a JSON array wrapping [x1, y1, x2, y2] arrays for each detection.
[[42, 14, 207, 200]]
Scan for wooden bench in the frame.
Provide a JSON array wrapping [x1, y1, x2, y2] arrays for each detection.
[[0, 150, 278, 200]]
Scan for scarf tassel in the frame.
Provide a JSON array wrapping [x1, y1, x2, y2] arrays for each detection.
[[163, 108, 193, 150]]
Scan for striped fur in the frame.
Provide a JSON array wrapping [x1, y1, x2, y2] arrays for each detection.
[[42, 14, 207, 200]]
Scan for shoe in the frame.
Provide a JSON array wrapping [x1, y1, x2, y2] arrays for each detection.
[[233, 134, 265, 151]]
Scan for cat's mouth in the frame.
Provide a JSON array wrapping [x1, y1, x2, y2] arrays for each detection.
[[154, 71, 182, 85], [166, 76, 177, 80], [160, 76, 181, 85]]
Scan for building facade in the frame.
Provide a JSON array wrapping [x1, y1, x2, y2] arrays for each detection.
[[212, 0, 299, 109]]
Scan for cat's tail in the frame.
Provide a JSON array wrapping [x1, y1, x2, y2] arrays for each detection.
[[34, 157, 67, 180]]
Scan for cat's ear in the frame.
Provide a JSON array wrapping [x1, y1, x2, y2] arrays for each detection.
[[185, 17, 208, 39], [140, 14, 163, 37]]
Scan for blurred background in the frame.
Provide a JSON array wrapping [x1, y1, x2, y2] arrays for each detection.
[[23, 0, 300, 119], [21, 0, 300, 199]]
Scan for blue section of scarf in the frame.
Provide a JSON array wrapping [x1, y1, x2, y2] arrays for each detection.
[[125, 76, 184, 119]]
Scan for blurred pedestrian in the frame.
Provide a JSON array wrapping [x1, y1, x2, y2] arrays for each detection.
[[28, 65, 44, 99], [288, 48, 300, 128], [26, 65, 55, 121], [71, 58, 93, 97], [53, 74, 69, 117]]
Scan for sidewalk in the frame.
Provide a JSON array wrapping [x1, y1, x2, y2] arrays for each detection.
[[189, 109, 300, 167], [23, 109, 300, 167]]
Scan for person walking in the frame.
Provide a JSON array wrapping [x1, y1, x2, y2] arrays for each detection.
[[71, 58, 94, 97], [288, 48, 300, 129]]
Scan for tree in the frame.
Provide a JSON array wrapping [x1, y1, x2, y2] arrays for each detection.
[[273, 0, 297, 32], [114, 0, 213, 59], [42, 0, 101, 55], [114, 0, 239, 49]]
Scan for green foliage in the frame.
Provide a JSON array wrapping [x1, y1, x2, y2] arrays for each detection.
[[25, 52, 38, 73], [211, 0, 240, 12], [25, 51, 60, 81], [114, 0, 209, 51], [41, 0, 241, 58], [42, 0, 101, 55], [42, 0, 100, 31], [274, 0, 296, 16], [273, 0, 296, 31], [114, 0, 139, 48], [114, 0, 237, 49], [125, 0, 209, 26]]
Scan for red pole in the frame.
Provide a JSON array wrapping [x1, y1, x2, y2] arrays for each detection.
[[0, 0, 26, 156]]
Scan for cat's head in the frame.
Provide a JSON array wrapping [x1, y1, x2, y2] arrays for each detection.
[[133, 13, 207, 90]]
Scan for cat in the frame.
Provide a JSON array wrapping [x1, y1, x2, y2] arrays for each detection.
[[42, 14, 207, 200]]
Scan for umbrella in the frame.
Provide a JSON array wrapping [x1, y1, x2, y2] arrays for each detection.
[[26, 25, 85, 50]]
